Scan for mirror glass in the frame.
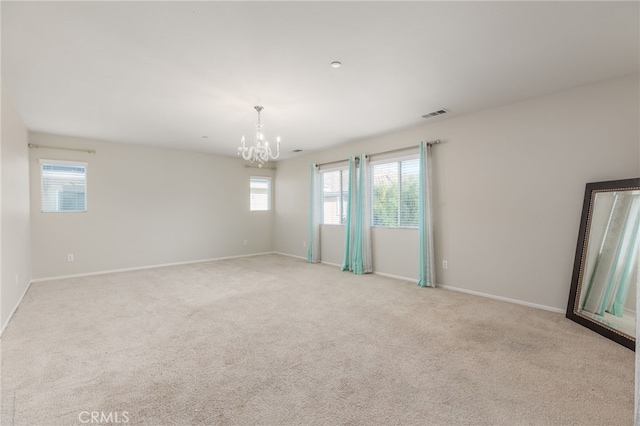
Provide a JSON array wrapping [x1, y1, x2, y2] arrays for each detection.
[[567, 178, 640, 350]]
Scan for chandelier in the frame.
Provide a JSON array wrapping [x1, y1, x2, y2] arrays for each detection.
[[238, 106, 280, 168]]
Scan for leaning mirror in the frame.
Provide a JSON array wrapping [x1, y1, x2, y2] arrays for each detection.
[[567, 178, 640, 351]]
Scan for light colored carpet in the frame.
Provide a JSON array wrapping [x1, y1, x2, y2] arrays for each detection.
[[0, 254, 634, 425]]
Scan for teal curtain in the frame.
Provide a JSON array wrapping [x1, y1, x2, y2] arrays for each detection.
[[352, 153, 373, 274], [418, 141, 436, 287], [307, 164, 321, 263], [341, 157, 356, 271]]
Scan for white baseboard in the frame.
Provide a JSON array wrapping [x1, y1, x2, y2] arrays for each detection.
[[25, 251, 565, 325], [0, 279, 32, 338], [372, 271, 563, 313], [273, 252, 343, 269], [374, 271, 417, 282], [438, 284, 565, 314], [273, 252, 347, 270], [30, 252, 276, 283], [273, 252, 307, 261]]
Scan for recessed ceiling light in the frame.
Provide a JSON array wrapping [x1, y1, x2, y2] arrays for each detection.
[[330, 61, 342, 68]]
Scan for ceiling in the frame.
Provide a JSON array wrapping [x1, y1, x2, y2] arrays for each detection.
[[2, 1, 638, 160]]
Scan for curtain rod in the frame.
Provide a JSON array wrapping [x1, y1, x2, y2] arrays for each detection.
[[315, 157, 358, 168], [372, 140, 441, 158], [315, 139, 441, 168], [28, 143, 96, 154]]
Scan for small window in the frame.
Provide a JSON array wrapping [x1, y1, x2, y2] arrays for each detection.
[[371, 157, 419, 228], [250, 177, 271, 211], [40, 160, 87, 213], [321, 168, 349, 225]]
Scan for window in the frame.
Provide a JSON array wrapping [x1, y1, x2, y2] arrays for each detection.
[[250, 177, 271, 211], [321, 168, 348, 224], [40, 160, 87, 213], [371, 157, 419, 228]]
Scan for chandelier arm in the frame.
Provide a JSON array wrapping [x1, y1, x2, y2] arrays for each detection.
[[237, 136, 244, 156], [242, 145, 253, 162], [239, 136, 253, 161]]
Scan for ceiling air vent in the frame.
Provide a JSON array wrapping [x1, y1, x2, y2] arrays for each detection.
[[422, 109, 448, 119]]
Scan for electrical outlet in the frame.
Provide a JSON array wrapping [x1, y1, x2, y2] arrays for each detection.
[[243, 240, 248, 246], [442, 260, 448, 269], [67, 254, 74, 262], [303, 241, 307, 247], [16, 274, 19, 284]]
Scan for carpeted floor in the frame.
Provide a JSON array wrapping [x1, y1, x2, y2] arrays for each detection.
[[0, 254, 634, 425]]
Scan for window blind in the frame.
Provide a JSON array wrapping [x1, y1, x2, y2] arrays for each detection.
[[371, 158, 419, 228], [250, 177, 271, 211], [40, 160, 87, 213]]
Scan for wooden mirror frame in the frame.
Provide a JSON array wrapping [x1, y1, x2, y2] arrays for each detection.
[[566, 177, 640, 351]]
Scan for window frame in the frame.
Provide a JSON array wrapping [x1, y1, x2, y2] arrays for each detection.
[[320, 165, 349, 225], [250, 176, 272, 211], [39, 159, 88, 213], [370, 154, 420, 229]]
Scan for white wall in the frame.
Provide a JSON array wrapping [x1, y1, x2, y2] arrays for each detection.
[[275, 73, 640, 311], [1, 82, 32, 331], [29, 133, 275, 279]]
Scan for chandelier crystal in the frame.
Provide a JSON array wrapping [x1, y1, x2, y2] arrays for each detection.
[[238, 106, 280, 168]]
